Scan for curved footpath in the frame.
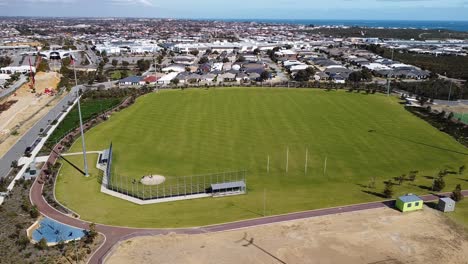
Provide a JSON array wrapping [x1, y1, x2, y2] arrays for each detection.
[[29, 173, 468, 264]]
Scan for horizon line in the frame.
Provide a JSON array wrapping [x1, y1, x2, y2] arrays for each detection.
[[0, 15, 467, 22]]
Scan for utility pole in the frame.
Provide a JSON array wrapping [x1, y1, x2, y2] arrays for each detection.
[[323, 156, 328, 176], [304, 148, 308, 175], [263, 188, 266, 217], [448, 81, 453, 101], [386, 48, 394, 97], [267, 155, 270, 173], [74, 239, 78, 264], [73, 55, 89, 177]]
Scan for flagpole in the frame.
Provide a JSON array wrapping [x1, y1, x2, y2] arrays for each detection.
[[73, 55, 89, 177]]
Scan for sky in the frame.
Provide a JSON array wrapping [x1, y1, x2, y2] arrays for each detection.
[[0, 0, 467, 21]]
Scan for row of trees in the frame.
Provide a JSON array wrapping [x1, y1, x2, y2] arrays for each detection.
[[0, 56, 12, 67], [374, 166, 465, 202], [365, 44, 468, 80], [395, 79, 468, 101]]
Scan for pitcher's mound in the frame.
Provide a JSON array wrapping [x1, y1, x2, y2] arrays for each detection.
[[140, 175, 166, 185]]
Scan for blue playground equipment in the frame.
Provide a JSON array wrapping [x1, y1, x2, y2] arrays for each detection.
[[32, 217, 86, 244]]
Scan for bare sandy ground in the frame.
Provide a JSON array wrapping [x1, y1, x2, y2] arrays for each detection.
[[432, 103, 468, 114], [0, 72, 62, 157], [106, 207, 468, 264]]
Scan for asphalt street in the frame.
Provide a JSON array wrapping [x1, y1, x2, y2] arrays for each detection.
[[0, 84, 82, 177], [0, 75, 27, 99]]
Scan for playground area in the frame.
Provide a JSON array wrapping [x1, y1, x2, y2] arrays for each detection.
[[28, 217, 86, 245], [107, 207, 468, 264], [0, 72, 62, 157]]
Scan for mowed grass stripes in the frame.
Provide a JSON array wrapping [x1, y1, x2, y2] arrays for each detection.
[[56, 88, 468, 227]]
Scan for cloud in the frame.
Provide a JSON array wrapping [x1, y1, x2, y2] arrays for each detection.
[[108, 0, 154, 6], [23, 0, 76, 2]]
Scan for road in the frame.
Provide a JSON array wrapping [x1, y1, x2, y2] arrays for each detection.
[[0, 75, 27, 99], [0, 85, 82, 178], [28, 166, 468, 264]]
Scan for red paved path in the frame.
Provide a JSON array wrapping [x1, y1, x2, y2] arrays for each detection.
[[29, 175, 468, 264]]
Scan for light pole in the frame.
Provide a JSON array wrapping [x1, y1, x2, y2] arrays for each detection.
[[73, 56, 89, 177]]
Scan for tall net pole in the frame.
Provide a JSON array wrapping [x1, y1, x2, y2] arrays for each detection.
[[74, 57, 89, 177], [304, 148, 308, 175], [286, 147, 289, 173]]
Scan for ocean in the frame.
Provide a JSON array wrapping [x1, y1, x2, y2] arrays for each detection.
[[214, 19, 468, 32]]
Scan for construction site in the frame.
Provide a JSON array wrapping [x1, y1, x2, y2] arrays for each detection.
[[0, 59, 62, 157]]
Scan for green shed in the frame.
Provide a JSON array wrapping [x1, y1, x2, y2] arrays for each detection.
[[396, 194, 423, 212]]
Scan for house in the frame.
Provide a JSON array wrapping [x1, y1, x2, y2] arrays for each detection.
[[242, 63, 266, 75], [1, 65, 35, 74], [314, 72, 329, 81], [283, 60, 303, 67], [172, 55, 196, 65], [118, 76, 145, 86], [437, 197, 456, 213], [396, 194, 423, 212], [289, 64, 309, 72], [218, 72, 236, 82], [157, 72, 179, 85], [198, 63, 212, 74], [143, 75, 159, 84], [162, 64, 186, 73], [212, 62, 224, 71], [200, 73, 217, 83], [248, 72, 261, 81], [324, 66, 352, 79], [236, 72, 249, 83]]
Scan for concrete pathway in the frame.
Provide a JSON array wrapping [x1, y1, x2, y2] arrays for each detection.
[[29, 174, 468, 264]]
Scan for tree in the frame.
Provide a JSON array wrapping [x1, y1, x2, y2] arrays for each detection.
[[259, 71, 270, 82], [0, 56, 12, 67], [432, 176, 446, 192], [84, 223, 98, 244], [459, 165, 465, 175], [198, 57, 209, 64], [383, 181, 393, 198], [170, 78, 180, 86], [253, 48, 261, 55], [122, 61, 129, 67], [36, 238, 48, 250], [397, 174, 406, 185], [185, 66, 191, 72], [368, 176, 376, 189], [222, 57, 230, 63], [111, 59, 118, 67], [190, 50, 199, 56], [136, 59, 151, 72], [361, 69, 373, 81], [294, 70, 311, 82], [10, 160, 18, 168], [305, 67, 315, 76], [236, 55, 246, 63], [36, 59, 49, 72], [408, 171, 418, 182], [30, 205, 39, 218], [348, 71, 362, 83], [17, 235, 30, 250], [451, 184, 464, 202]]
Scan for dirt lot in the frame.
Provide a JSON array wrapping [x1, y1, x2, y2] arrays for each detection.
[[107, 207, 468, 264], [0, 72, 63, 157], [432, 103, 468, 114]]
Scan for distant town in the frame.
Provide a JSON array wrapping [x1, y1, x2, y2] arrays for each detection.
[[1, 16, 468, 264], [1, 17, 467, 93]]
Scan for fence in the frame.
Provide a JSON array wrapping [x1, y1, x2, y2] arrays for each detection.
[[105, 170, 247, 201]]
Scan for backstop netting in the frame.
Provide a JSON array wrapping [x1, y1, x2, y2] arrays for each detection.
[[107, 170, 246, 201]]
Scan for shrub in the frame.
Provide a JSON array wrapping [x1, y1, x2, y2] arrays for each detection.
[[451, 184, 464, 202]]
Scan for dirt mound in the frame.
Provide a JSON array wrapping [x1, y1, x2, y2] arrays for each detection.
[[140, 175, 166, 185]]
